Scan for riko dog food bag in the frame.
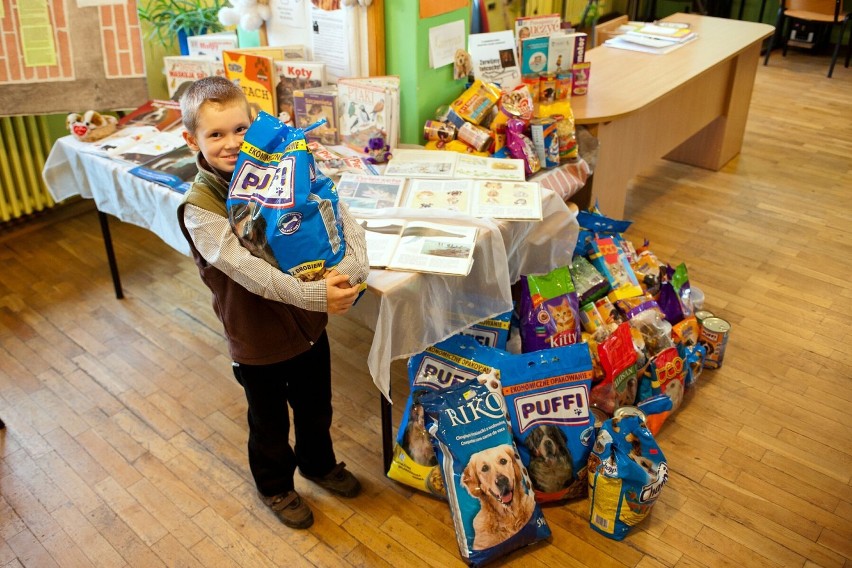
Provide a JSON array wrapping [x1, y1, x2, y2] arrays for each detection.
[[387, 335, 494, 498], [587, 409, 668, 540], [227, 112, 346, 281], [478, 343, 596, 502], [421, 380, 550, 567]]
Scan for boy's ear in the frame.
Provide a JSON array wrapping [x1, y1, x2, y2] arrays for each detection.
[[183, 130, 200, 152]]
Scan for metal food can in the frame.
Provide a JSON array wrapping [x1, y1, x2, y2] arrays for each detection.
[[423, 120, 457, 142], [529, 117, 559, 169], [539, 72, 557, 104], [521, 74, 540, 102], [694, 310, 715, 326], [698, 316, 730, 370], [556, 72, 573, 100], [457, 121, 494, 152]]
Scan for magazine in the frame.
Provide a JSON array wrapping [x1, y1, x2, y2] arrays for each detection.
[[163, 55, 219, 98], [384, 149, 526, 181], [293, 85, 339, 144], [357, 218, 478, 276], [335, 173, 407, 211], [128, 145, 197, 194], [117, 100, 182, 132], [108, 129, 187, 166], [403, 178, 542, 221], [308, 141, 378, 179], [276, 60, 326, 123], [186, 31, 239, 61], [222, 50, 277, 116]]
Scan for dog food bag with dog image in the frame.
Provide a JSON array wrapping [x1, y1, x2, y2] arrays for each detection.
[[519, 265, 581, 353], [479, 343, 596, 502], [421, 380, 550, 567], [388, 335, 496, 498], [588, 409, 668, 541], [227, 111, 351, 282]]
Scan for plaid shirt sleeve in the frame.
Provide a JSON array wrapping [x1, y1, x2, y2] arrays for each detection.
[[334, 201, 371, 286], [183, 203, 327, 312]]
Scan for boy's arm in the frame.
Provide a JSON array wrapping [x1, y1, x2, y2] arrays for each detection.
[[332, 201, 370, 286], [184, 204, 328, 311]]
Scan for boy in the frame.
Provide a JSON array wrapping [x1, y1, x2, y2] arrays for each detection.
[[176, 76, 370, 529]]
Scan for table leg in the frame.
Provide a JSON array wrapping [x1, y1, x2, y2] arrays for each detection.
[[381, 391, 393, 473], [98, 211, 124, 300]]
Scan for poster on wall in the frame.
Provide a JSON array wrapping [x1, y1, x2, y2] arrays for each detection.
[[0, 0, 148, 116], [421, 0, 469, 19]]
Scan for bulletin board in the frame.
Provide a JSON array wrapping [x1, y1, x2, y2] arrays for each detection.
[[0, 0, 148, 117]]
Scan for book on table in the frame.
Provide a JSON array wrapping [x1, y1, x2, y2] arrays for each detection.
[[403, 178, 542, 221], [186, 31, 239, 61], [163, 55, 220, 98], [117, 100, 182, 132], [356, 218, 478, 276], [337, 76, 400, 153], [293, 85, 339, 145], [276, 60, 326, 125], [222, 50, 277, 116], [99, 128, 187, 166], [335, 173, 406, 211], [128, 145, 197, 194], [384, 149, 526, 182]]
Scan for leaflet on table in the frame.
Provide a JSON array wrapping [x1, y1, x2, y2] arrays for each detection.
[[404, 178, 542, 221], [107, 129, 188, 166], [335, 173, 406, 211], [128, 145, 198, 194], [357, 218, 478, 276], [384, 149, 526, 181], [603, 33, 698, 55], [117, 100, 183, 132], [307, 141, 378, 179]]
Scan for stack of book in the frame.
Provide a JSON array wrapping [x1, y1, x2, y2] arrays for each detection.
[[604, 22, 698, 55]]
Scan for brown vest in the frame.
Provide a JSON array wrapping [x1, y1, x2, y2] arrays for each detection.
[[177, 181, 327, 365]]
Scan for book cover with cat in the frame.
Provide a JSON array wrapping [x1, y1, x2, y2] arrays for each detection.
[[292, 85, 339, 145], [276, 60, 326, 124]]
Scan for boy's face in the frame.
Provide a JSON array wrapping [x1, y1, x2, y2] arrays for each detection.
[[183, 101, 251, 173]]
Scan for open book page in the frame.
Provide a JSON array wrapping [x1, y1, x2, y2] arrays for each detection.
[[336, 173, 407, 211], [388, 221, 477, 276], [82, 125, 161, 156], [472, 180, 542, 220], [403, 179, 474, 213], [109, 129, 187, 166], [357, 218, 405, 268], [383, 149, 457, 179], [454, 153, 527, 181], [128, 145, 197, 194]]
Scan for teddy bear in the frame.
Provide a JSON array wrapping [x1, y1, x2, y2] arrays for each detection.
[[218, 0, 271, 32], [363, 135, 391, 164], [66, 111, 118, 143]]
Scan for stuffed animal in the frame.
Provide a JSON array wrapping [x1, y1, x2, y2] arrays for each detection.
[[342, 0, 373, 6], [218, 0, 271, 31], [66, 111, 118, 142], [364, 135, 391, 164]]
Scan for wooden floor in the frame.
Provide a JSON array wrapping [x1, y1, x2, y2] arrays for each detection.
[[1, 51, 850, 568]]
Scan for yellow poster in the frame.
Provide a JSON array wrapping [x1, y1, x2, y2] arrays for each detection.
[[18, 0, 57, 67]]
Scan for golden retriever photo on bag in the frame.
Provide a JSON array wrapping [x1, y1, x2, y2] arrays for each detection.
[[462, 444, 536, 550]]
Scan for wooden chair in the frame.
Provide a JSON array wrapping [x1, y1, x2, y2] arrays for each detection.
[[763, 0, 851, 77]]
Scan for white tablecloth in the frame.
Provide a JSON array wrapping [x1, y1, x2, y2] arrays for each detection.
[[42, 136, 578, 401]]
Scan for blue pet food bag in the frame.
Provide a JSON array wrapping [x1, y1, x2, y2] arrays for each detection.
[[478, 343, 595, 502], [458, 310, 512, 350], [587, 409, 668, 540], [420, 380, 551, 567], [387, 335, 494, 498], [227, 112, 346, 281]]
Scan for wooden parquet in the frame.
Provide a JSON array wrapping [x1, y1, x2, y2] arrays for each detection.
[[0, 50, 850, 567]]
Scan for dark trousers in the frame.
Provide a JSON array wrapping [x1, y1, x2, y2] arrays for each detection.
[[231, 331, 336, 497]]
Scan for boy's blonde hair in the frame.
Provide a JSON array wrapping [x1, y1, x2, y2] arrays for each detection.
[[180, 76, 250, 135]]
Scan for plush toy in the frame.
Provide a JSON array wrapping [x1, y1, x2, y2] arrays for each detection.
[[342, 0, 373, 6], [218, 0, 271, 32], [66, 111, 118, 142], [364, 135, 391, 164]]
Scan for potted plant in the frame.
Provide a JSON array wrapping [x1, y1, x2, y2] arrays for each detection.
[[137, 0, 228, 54]]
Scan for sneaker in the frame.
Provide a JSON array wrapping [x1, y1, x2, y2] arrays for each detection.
[[301, 462, 361, 498], [259, 490, 314, 529]]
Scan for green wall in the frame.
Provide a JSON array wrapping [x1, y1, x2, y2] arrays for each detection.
[[385, 3, 471, 145]]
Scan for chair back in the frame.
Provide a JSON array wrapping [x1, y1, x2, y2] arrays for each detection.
[[785, 0, 841, 18]]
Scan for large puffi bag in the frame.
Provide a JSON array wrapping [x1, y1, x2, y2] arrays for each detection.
[[227, 111, 346, 281]]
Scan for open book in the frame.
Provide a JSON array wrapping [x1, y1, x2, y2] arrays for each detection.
[[357, 218, 478, 276], [404, 178, 542, 221], [336, 173, 406, 211], [384, 149, 526, 181], [128, 145, 197, 194]]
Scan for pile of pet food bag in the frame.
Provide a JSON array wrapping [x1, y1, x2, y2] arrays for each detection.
[[423, 77, 578, 176], [387, 204, 723, 567]]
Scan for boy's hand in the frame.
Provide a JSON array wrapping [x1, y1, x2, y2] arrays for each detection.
[[325, 273, 359, 315]]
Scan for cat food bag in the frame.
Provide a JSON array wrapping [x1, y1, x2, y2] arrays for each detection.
[[478, 343, 596, 502], [637, 346, 687, 435], [588, 237, 643, 301], [227, 111, 346, 281], [519, 265, 581, 353], [387, 335, 494, 498], [458, 311, 513, 350], [568, 255, 610, 306], [588, 409, 668, 540], [420, 380, 551, 567]]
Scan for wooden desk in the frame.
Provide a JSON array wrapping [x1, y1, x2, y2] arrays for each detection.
[[571, 14, 774, 218]]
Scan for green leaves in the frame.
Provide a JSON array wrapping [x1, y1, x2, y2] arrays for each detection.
[[137, 0, 227, 49]]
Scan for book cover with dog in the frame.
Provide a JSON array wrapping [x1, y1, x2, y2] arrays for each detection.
[[223, 50, 277, 117]]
